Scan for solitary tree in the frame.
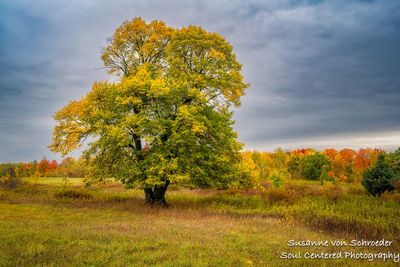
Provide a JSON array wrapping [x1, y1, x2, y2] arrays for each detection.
[[50, 17, 249, 205]]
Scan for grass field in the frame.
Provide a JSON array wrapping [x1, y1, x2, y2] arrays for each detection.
[[0, 177, 399, 266], [21, 177, 84, 186]]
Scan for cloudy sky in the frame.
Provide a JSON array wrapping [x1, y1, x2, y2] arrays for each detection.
[[1, 0, 399, 162]]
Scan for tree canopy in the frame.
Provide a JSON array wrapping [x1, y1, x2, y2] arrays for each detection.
[[50, 17, 249, 205]]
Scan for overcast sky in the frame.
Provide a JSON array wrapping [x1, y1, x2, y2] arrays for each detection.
[[1, 0, 399, 162]]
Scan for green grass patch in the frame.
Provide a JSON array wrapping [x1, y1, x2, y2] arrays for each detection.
[[21, 177, 84, 186]]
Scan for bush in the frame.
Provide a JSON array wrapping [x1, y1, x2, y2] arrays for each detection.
[[0, 176, 22, 189], [268, 170, 285, 188], [319, 168, 331, 184], [362, 154, 396, 196]]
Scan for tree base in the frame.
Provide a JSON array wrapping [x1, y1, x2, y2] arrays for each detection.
[[144, 180, 170, 207]]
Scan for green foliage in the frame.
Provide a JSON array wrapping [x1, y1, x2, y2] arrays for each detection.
[[250, 150, 269, 179], [272, 147, 287, 170], [50, 18, 249, 193], [301, 153, 330, 180], [387, 147, 400, 178], [268, 170, 285, 188], [287, 155, 302, 179], [362, 154, 396, 196], [319, 168, 331, 184]]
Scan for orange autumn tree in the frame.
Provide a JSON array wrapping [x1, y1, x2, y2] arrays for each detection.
[[35, 158, 49, 177]]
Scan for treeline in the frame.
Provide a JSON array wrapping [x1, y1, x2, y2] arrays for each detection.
[[243, 147, 400, 184], [2, 148, 399, 185], [0, 157, 87, 178]]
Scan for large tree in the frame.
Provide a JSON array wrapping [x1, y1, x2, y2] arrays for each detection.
[[50, 17, 249, 205]]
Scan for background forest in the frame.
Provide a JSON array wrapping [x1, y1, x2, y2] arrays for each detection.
[[2, 147, 399, 194]]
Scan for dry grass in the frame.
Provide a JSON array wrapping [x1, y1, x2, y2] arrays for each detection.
[[0, 178, 399, 266]]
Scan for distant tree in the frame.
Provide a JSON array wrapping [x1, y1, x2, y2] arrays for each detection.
[[50, 17, 249, 205], [301, 153, 330, 180], [44, 160, 59, 176], [319, 167, 332, 184], [269, 169, 285, 188], [335, 149, 355, 182], [272, 148, 287, 170], [387, 148, 400, 177], [362, 154, 395, 196], [287, 155, 302, 179], [36, 157, 49, 177], [231, 152, 260, 188], [0, 163, 22, 189], [30, 160, 38, 176], [323, 148, 337, 162], [60, 157, 76, 177], [20, 163, 33, 177], [0, 164, 16, 178], [251, 151, 263, 179]]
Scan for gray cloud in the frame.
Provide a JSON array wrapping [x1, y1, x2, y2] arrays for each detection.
[[1, 0, 400, 162]]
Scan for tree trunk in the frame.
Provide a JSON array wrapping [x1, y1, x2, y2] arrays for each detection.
[[144, 180, 170, 206]]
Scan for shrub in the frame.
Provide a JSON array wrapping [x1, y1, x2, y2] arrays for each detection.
[[287, 155, 302, 179], [268, 170, 285, 188], [0, 176, 22, 189], [362, 154, 395, 196], [319, 168, 331, 184]]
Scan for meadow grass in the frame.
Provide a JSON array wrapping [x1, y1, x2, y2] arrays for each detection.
[[21, 177, 84, 186], [0, 178, 399, 266]]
